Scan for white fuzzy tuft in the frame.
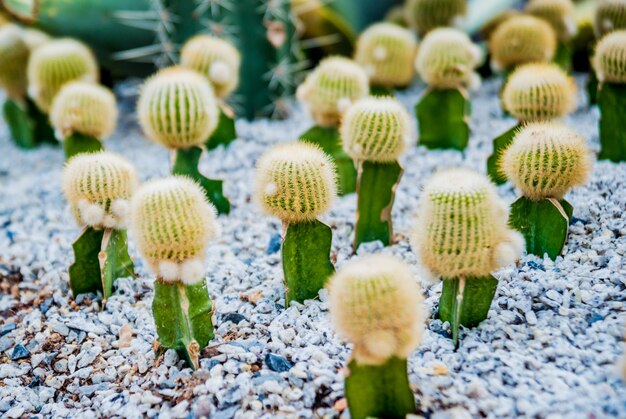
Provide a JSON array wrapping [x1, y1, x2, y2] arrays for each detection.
[[102, 215, 117, 229], [296, 83, 309, 102], [362, 330, 397, 361], [209, 61, 230, 85], [158, 261, 180, 282], [602, 19, 614, 32], [452, 15, 466, 28], [180, 259, 206, 285], [54, 129, 65, 141], [351, 143, 362, 155], [372, 46, 387, 61], [494, 232, 525, 267], [565, 18, 577, 37], [337, 97, 352, 113], [80, 203, 105, 226], [264, 182, 278, 196], [111, 199, 129, 218], [470, 44, 484, 66], [363, 64, 376, 77]]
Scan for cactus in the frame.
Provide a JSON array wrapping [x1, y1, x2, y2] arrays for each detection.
[[62, 152, 137, 305], [412, 169, 523, 344], [501, 123, 592, 259], [255, 142, 337, 304], [130, 176, 219, 369], [595, 0, 626, 36], [415, 28, 481, 150], [328, 254, 424, 419], [297, 56, 368, 195], [526, 0, 577, 70], [50, 81, 117, 159], [340, 97, 410, 249], [137, 66, 230, 214], [487, 63, 577, 184], [405, 0, 468, 36], [354, 23, 417, 93]]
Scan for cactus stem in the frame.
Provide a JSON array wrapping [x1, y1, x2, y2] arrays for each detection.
[[205, 105, 237, 150], [598, 83, 626, 162], [370, 85, 394, 97], [3, 98, 35, 149], [487, 123, 522, 185], [554, 41, 572, 71], [63, 134, 104, 160], [416, 88, 471, 150]]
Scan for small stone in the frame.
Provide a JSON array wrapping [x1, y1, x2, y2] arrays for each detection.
[[11, 344, 30, 360], [40, 298, 53, 314], [117, 324, 133, 348], [4, 407, 25, 418], [264, 353, 293, 372], [266, 233, 282, 255], [0, 323, 16, 337], [222, 312, 247, 325], [163, 349, 179, 367], [527, 261, 545, 271]]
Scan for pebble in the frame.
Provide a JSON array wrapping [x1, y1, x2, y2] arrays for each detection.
[[10, 344, 30, 361], [264, 353, 294, 372]]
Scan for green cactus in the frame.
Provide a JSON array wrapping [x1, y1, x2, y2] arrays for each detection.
[[256, 142, 337, 304], [405, 0, 468, 35]]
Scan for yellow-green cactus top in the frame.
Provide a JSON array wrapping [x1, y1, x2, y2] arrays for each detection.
[[328, 254, 425, 365], [50, 81, 118, 140], [137, 66, 219, 149], [500, 123, 593, 200], [27, 38, 99, 113], [130, 176, 219, 285], [62, 151, 138, 230], [593, 30, 626, 83], [413, 169, 524, 279], [255, 142, 337, 223], [296, 56, 370, 127], [180, 35, 241, 99], [525, 0, 577, 41], [340, 97, 411, 162], [406, 0, 468, 34], [595, 0, 626, 35], [354, 23, 418, 88], [0, 24, 29, 100], [23, 28, 50, 51]]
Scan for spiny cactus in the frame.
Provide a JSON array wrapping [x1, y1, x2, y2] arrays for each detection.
[[23, 28, 51, 50], [0, 24, 29, 100], [340, 97, 410, 249], [526, 0, 577, 41], [354, 23, 417, 90], [328, 254, 423, 419], [62, 151, 137, 304], [255, 142, 337, 303], [405, 0, 468, 35], [50, 81, 118, 159], [595, 0, 626, 36], [131, 175, 219, 369], [593, 30, 626, 84]]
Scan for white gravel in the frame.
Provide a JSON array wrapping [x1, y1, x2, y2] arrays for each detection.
[[0, 76, 625, 418]]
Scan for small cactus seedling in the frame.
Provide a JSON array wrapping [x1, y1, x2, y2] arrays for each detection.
[[413, 169, 524, 344], [354, 23, 418, 95], [137, 66, 230, 214], [405, 0, 468, 35], [340, 97, 410, 249], [130, 176, 219, 369], [328, 254, 424, 419], [595, 0, 626, 36], [593, 30, 626, 162], [255, 142, 337, 304], [415, 28, 481, 150], [487, 63, 577, 184], [297, 57, 369, 195], [501, 123, 592, 259], [181, 35, 241, 150], [50, 81, 118, 159], [62, 152, 137, 306]]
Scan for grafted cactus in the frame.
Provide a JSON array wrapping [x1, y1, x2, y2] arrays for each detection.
[[501, 123, 592, 259], [131, 176, 219, 369], [328, 254, 424, 419], [50, 81, 117, 159], [595, 0, 626, 36], [62, 151, 137, 305], [137, 66, 230, 214], [413, 168, 523, 344], [340, 97, 410, 249], [255, 142, 337, 304], [415, 28, 481, 150], [405, 0, 467, 35]]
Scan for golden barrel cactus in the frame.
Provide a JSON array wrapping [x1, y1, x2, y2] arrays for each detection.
[[593, 30, 626, 83], [406, 0, 468, 34], [525, 0, 577, 41], [595, 0, 626, 35]]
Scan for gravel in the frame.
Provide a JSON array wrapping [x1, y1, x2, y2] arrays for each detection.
[[0, 75, 625, 418]]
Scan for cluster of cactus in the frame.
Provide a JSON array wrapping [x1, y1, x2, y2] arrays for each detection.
[[405, 0, 467, 35]]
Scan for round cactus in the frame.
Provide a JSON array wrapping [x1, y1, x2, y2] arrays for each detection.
[[255, 142, 337, 223], [27, 38, 99, 113], [328, 254, 424, 365], [354, 23, 418, 88], [137, 66, 219, 149], [489, 15, 557, 71], [595, 0, 626, 35], [500, 123, 592, 200], [413, 168, 524, 279], [296, 56, 369, 127], [50, 81, 118, 140], [340, 97, 411, 162], [406, 0, 467, 35], [415, 28, 482, 89], [180, 35, 241, 99], [0, 24, 29, 99], [23, 28, 51, 51], [593, 30, 626, 84], [130, 176, 219, 285], [525, 0, 577, 41], [502, 63, 577, 122], [62, 151, 138, 230]]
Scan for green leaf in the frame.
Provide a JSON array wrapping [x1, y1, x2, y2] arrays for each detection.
[[355, 160, 403, 250], [553, 42, 572, 72], [598, 83, 626, 162], [509, 196, 573, 260], [344, 356, 415, 419], [282, 220, 335, 304], [3, 99, 36, 149], [587, 71, 598, 106], [152, 280, 214, 370], [487, 123, 521, 185], [63, 133, 104, 160], [439, 275, 499, 346], [416, 88, 471, 151], [172, 146, 231, 214], [300, 126, 357, 195], [205, 106, 237, 150], [100, 229, 134, 302], [370, 85, 394, 97]]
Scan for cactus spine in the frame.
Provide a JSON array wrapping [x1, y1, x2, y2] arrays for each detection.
[[405, 0, 468, 35], [328, 254, 424, 419], [62, 151, 137, 305], [130, 176, 219, 369], [340, 97, 410, 249], [255, 142, 337, 304]]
